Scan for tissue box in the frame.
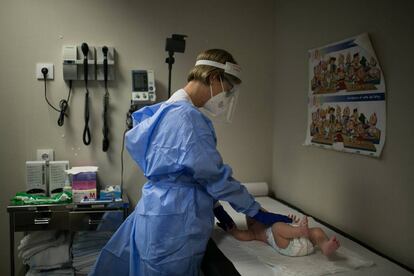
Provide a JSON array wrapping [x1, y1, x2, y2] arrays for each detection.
[[100, 185, 121, 200], [72, 172, 97, 202]]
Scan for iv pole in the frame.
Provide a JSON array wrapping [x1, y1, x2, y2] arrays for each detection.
[[165, 34, 187, 98]]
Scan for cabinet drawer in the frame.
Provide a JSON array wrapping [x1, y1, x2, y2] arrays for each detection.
[[69, 210, 124, 231], [14, 211, 69, 231]]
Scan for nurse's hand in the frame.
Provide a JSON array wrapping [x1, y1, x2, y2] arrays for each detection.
[[252, 210, 293, 226], [214, 205, 235, 231], [216, 221, 235, 232]]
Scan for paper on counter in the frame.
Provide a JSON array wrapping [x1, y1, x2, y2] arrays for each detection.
[[65, 166, 98, 175]]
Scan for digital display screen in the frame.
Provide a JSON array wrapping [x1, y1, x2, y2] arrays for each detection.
[[132, 71, 148, 92]]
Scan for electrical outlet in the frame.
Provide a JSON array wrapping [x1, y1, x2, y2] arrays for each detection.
[[37, 149, 55, 161], [36, 63, 54, 80]]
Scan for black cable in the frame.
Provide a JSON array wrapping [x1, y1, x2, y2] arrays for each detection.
[[168, 61, 172, 98], [102, 86, 110, 151], [166, 53, 174, 98], [82, 43, 91, 145], [43, 78, 59, 112], [120, 128, 128, 199], [58, 81, 72, 126], [102, 47, 110, 152], [83, 87, 91, 145], [43, 76, 72, 126], [82, 66, 91, 145]]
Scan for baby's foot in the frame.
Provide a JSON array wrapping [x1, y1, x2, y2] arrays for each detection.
[[298, 216, 310, 237], [321, 236, 340, 256]]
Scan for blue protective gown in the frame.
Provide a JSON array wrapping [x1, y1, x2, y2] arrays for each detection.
[[89, 90, 260, 276]]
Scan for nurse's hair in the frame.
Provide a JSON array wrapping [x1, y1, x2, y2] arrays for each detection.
[[187, 49, 242, 85]]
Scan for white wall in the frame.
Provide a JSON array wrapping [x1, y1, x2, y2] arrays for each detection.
[[0, 0, 276, 274], [272, 0, 414, 270]]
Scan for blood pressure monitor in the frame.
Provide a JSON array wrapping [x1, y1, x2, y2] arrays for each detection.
[[131, 70, 156, 102]]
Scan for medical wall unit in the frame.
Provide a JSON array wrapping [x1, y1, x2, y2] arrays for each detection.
[[131, 70, 156, 103], [61, 43, 116, 148], [63, 44, 115, 81], [125, 69, 157, 130]]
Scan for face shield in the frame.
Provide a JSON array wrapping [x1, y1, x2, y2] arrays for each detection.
[[195, 60, 242, 123]]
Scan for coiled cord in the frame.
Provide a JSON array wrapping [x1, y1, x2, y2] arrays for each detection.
[[43, 78, 72, 126], [83, 87, 91, 145], [82, 48, 91, 146]]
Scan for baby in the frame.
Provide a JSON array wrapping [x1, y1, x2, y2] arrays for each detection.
[[215, 205, 340, 257], [228, 214, 340, 257]]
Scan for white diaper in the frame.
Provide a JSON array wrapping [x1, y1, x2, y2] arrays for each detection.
[[265, 227, 314, 257]]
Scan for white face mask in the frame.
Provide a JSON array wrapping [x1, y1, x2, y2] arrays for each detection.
[[203, 77, 232, 117]]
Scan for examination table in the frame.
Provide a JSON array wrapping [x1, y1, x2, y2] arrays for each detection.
[[210, 182, 412, 276]]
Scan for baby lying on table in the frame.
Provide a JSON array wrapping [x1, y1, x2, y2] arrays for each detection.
[[214, 204, 340, 257]]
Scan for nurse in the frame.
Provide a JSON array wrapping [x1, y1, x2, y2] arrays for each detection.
[[90, 49, 292, 276]]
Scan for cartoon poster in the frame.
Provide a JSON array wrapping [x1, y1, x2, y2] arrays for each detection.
[[304, 33, 386, 157]]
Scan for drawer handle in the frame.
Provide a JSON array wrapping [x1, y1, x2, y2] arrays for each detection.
[[34, 218, 50, 225], [88, 219, 104, 225]]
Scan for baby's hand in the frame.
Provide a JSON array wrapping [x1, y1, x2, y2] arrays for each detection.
[[288, 214, 300, 223]]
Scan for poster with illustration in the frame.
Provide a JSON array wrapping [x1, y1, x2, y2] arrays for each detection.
[[304, 33, 386, 157]]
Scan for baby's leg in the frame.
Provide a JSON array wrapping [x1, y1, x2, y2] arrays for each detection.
[[228, 227, 256, 241], [308, 227, 340, 256], [271, 216, 311, 249], [272, 231, 291, 249], [245, 215, 268, 243]]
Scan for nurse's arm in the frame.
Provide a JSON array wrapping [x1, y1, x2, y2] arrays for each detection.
[[185, 136, 261, 217]]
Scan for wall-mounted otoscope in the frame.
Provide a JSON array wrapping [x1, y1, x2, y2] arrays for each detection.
[[96, 45, 115, 152], [61, 43, 114, 148], [103, 46, 108, 82], [102, 46, 110, 152], [81, 42, 91, 146], [82, 43, 89, 83]]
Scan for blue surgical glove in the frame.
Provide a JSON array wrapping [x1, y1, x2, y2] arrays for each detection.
[[252, 210, 292, 226], [213, 205, 235, 231]]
